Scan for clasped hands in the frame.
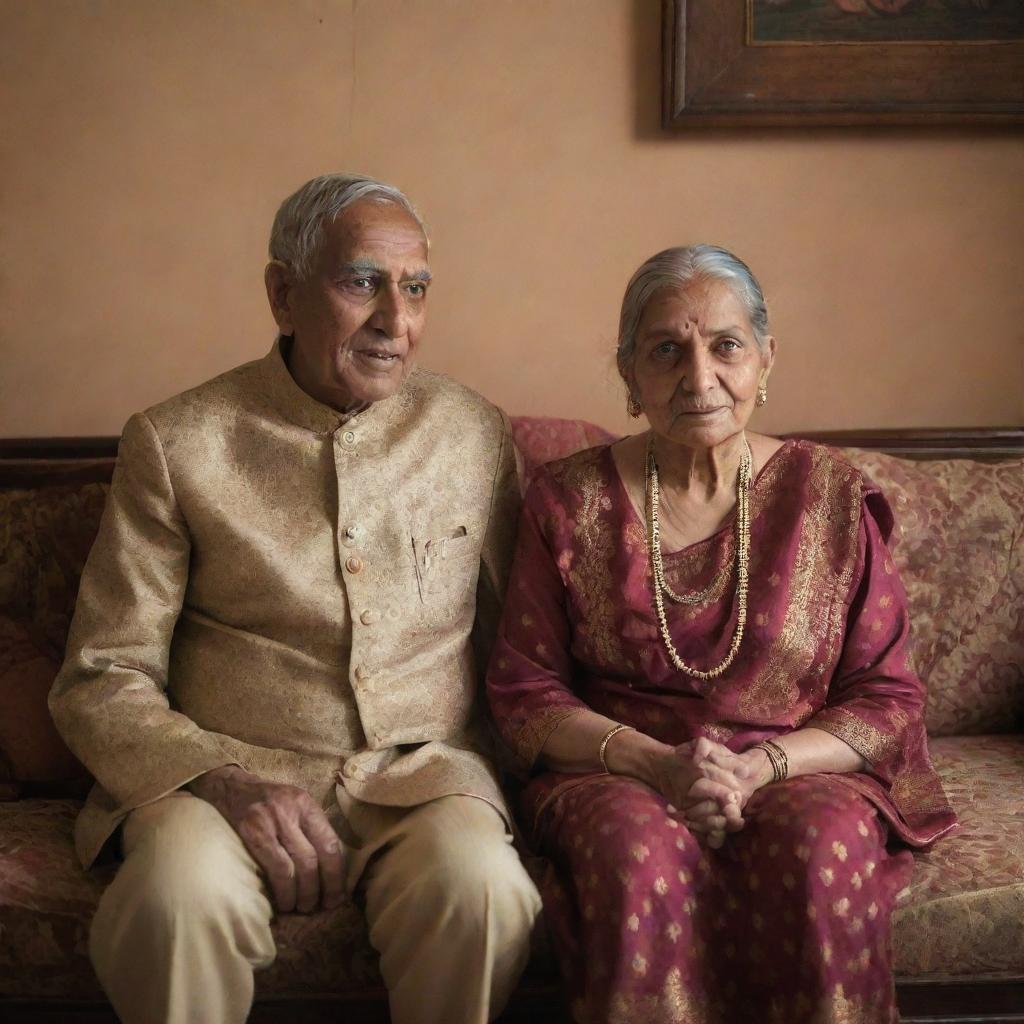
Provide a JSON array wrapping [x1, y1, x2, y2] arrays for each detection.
[[643, 737, 771, 849]]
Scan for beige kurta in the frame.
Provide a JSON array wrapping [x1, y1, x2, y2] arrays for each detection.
[[50, 341, 520, 867]]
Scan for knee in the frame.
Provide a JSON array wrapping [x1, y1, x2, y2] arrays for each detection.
[[422, 841, 541, 945], [756, 786, 883, 894], [92, 798, 272, 960]]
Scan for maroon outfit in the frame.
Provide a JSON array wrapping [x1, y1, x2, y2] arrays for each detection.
[[487, 440, 956, 1024]]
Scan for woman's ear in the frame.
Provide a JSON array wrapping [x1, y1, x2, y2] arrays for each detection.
[[264, 261, 295, 336], [760, 335, 777, 382]]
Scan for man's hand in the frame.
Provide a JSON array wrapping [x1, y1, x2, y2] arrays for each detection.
[[188, 765, 345, 914]]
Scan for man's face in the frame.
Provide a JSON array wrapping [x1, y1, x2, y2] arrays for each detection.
[[267, 200, 430, 411]]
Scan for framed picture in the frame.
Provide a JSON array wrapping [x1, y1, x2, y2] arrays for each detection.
[[663, 0, 1024, 127]]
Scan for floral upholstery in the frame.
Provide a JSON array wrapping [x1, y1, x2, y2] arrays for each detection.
[[838, 449, 1024, 738], [892, 735, 1024, 976]]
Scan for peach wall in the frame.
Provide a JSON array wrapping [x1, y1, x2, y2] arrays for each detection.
[[2, 0, 1021, 438]]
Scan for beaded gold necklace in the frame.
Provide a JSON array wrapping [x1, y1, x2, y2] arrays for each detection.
[[645, 434, 752, 680]]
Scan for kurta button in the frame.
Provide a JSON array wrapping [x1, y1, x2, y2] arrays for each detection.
[[354, 665, 370, 682], [360, 609, 378, 625], [344, 526, 357, 540], [345, 556, 363, 574], [343, 430, 356, 444]]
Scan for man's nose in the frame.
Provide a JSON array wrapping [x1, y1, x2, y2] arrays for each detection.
[[369, 283, 407, 338]]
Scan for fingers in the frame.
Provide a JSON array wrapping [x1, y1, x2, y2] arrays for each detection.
[[721, 792, 744, 832], [280, 822, 321, 914], [239, 814, 298, 912], [226, 782, 345, 914], [693, 761, 744, 793], [302, 807, 346, 911], [704, 744, 753, 779], [691, 737, 716, 763], [685, 777, 739, 808], [685, 798, 719, 820]]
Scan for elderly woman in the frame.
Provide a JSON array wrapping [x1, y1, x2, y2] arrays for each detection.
[[486, 245, 957, 1024]]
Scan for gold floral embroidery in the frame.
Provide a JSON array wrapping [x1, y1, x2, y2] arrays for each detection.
[[554, 451, 635, 672], [514, 704, 585, 767], [820, 982, 879, 1024], [606, 966, 706, 1024], [738, 447, 862, 720], [807, 706, 908, 765], [890, 766, 955, 814]]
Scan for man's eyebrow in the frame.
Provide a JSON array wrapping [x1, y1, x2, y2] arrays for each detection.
[[339, 261, 431, 283], [340, 260, 385, 276]]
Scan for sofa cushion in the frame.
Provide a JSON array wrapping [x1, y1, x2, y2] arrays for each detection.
[[0, 484, 107, 791], [0, 799, 109, 998], [510, 416, 617, 484], [0, 617, 87, 797], [838, 450, 1024, 737], [892, 734, 1024, 977]]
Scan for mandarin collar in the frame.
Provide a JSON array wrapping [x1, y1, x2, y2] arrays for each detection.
[[257, 338, 413, 453]]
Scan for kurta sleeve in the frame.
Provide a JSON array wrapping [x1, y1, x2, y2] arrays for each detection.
[[49, 413, 235, 810], [486, 473, 590, 771], [472, 410, 521, 678], [806, 488, 929, 789]]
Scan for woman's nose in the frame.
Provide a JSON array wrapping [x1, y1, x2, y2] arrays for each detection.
[[682, 350, 715, 392]]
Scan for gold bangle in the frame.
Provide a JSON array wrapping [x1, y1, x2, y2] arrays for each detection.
[[598, 723, 634, 773], [754, 739, 789, 783]]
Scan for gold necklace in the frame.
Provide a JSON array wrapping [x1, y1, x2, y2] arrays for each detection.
[[645, 434, 752, 680]]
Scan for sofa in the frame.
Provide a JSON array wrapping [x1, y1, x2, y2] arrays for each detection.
[[1, 419, 1021, 1024]]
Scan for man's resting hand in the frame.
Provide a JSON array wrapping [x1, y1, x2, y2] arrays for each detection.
[[187, 765, 345, 913]]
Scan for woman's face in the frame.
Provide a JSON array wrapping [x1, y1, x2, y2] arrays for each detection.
[[630, 278, 775, 452]]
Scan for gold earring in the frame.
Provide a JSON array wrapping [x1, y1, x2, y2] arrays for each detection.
[[756, 385, 768, 407], [627, 395, 642, 418]]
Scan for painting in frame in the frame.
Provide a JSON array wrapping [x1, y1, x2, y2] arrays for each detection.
[[663, 0, 1024, 127]]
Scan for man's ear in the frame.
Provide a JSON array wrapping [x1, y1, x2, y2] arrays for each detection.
[[265, 261, 295, 336]]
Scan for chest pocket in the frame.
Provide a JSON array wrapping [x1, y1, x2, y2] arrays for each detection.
[[412, 525, 479, 613]]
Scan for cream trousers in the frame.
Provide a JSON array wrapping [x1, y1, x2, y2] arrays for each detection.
[[89, 790, 541, 1024]]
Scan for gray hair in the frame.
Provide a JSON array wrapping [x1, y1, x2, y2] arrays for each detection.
[[269, 173, 427, 280], [616, 244, 769, 383]]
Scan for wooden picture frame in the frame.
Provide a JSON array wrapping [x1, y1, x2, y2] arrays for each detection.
[[662, 0, 1024, 128]]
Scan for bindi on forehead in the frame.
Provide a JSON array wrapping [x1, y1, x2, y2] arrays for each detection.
[[643, 282, 752, 338]]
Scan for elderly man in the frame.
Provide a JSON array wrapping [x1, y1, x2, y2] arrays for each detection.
[[50, 173, 541, 1024]]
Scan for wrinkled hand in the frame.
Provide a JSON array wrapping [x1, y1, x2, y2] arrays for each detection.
[[188, 765, 345, 914], [643, 738, 747, 849], [683, 740, 776, 846]]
